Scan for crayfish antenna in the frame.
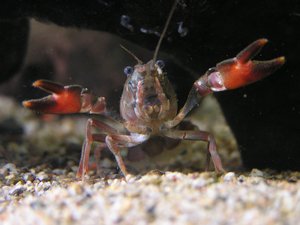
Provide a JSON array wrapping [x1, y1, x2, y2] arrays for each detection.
[[120, 44, 143, 65], [152, 0, 178, 63]]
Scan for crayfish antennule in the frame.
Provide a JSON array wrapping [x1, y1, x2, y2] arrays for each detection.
[[120, 44, 143, 64]]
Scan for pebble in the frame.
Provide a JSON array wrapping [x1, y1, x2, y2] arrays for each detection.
[[52, 169, 66, 175], [36, 172, 50, 182], [237, 175, 246, 183], [223, 172, 236, 182], [9, 186, 26, 196], [69, 182, 85, 195], [250, 168, 265, 177], [191, 177, 212, 189], [5, 174, 20, 185], [22, 173, 36, 182], [1, 163, 18, 174], [0, 169, 299, 225]]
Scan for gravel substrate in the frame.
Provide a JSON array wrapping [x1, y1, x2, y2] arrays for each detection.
[[0, 167, 299, 225], [0, 96, 299, 225]]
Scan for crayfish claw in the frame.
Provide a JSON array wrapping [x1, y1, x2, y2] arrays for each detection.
[[23, 96, 57, 113], [215, 39, 285, 90], [236, 38, 268, 63], [23, 80, 83, 114], [251, 56, 286, 79], [32, 79, 65, 94]]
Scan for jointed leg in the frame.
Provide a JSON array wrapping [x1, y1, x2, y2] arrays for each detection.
[[105, 133, 149, 177], [93, 143, 106, 174], [77, 118, 120, 178], [163, 39, 285, 129], [162, 129, 225, 173]]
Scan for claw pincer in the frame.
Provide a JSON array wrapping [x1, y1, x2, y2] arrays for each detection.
[[23, 80, 106, 114], [194, 39, 285, 94]]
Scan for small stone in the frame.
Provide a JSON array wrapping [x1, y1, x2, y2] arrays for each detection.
[[42, 182, 52, 191], [9, 186, 26, 196], [1, 163, 18, 175], [164, 172, 183, 182], [250, 169, 264, 177], [52, 169, 66, 175], [250, 177, 265, 185], [36, 172, 50, 181], [287, 176, 297, 183], [30, 200, 46, 209], [191, 177, 211, 189], [223, 172, 236, 182], [69, 182, 85, 195], [237, 175, 246, 183], [5, 174, 17, 185], [22, 173, 36, 182], [93, 181, 106, 190], [139, 174, 161, 185], [125, 174, 137, 184]]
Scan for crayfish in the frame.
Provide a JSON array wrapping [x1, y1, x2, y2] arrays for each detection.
[[23, 1, 285, 179]]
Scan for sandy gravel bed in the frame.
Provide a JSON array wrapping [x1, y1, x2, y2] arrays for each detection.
[[0, 96, 299, 225]]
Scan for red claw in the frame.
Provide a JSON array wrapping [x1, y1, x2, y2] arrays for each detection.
[[216, 38, 285, 90], [23, 80, 83, 114]]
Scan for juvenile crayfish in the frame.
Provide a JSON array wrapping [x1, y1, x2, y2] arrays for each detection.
[[23, 1, 285, 179]]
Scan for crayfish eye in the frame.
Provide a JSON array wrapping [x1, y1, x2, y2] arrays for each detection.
[[81, 88, 90, 94], [124, 66, 134, 76], [207, 67, 217, 74], [155, 60, 165, 69]]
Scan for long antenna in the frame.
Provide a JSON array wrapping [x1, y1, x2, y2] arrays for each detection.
[[120, 44, 143, 64], [152, 0, 178, 63]]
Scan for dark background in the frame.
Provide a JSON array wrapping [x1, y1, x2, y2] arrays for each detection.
[[0, 0, 299, 170]]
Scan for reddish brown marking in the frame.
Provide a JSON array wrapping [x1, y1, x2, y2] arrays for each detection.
[[51, 90, 82, 113], [23, 85, 82, 114], [220, 60, 252, 89]]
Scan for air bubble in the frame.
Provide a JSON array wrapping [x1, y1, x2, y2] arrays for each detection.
[[140, 27, 161, 37], [177, 22, 188, 37], [120, 15, 134, 32]]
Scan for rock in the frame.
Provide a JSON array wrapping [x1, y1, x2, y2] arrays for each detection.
[[22, 173, 36, 182], [9, 185, 26, 196], [250, 169, 265, 178], [223, 172, 236, 182], [36, 172, 50, 182]]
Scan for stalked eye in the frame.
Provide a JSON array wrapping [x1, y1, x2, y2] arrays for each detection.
[[156, 60, 165, 69], [81, 88, 90, 94], [123, 66, 134, 76], [207, 67, 217, 74]]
